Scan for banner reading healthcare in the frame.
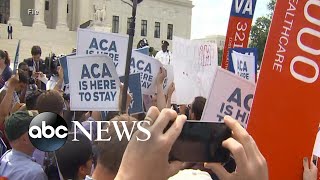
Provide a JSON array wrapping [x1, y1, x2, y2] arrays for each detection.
[[130, 51, 162, 95], [221, 0, 257, 69], [120, 73, 144, 115], [76, 28, 129, 76], [201, 68, 255, 128], [228, 48, 258, 83], [172, 36, 218, 104], [247, 1, 320, 179], [67, 55, 120, 111]]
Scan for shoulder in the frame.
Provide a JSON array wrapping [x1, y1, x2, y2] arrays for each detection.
[[2, 66, 12, 80], [23, 161, 47, 179]]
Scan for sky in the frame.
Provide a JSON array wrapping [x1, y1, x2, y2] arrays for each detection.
[[191, 0, 270, 39]]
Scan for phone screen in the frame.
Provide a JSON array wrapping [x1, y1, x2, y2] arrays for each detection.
[[166, 121, 231, 163]]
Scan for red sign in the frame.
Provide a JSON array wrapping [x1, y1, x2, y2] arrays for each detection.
[[221, 0, 257, 69], [248, 0, 320, 179]]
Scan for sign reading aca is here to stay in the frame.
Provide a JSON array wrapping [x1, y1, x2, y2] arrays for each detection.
[[201, 68, 255, 128]]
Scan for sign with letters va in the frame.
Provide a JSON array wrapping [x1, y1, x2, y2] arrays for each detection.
[[130, 51, 162, 95], [67, 55, 120, 111], [172, 37, 218, 104], [221, 0, 257, 69], [76, 28, 129, 76], [228, 48, 257, 83], [247, 0, 320, 179], [201, 68, 255, 128], [120, 73, 144, 115]]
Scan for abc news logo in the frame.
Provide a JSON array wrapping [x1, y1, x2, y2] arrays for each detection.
[[28, 112, 151, 152]]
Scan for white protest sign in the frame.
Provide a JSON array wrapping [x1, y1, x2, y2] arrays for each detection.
[[231, 51, 256, 83], [130, 51, 162, 95], [162, 65, 174, 94], [172, 36, 218, 105], [201, 68, 256, 128], [67, 55, 120, 111], [313, 128, 320, 157], [76, 28, 129, 76]]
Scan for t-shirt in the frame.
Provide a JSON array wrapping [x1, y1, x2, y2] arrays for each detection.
[[155, 50, 172, 65], [0, 66, 12, 89]]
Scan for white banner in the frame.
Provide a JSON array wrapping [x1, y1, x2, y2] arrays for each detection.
[[68, 55, 120, 111], [172, 36, 218, 105], [231, 51, 256, 83], [76, 28, 129, 76], [201, 68, 256, 128], [130, 51, 162, 95]]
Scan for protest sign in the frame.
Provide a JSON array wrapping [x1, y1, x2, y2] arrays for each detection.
[[130, 51, 162, 95], [201, 68, 255, 128], [67, 55, 120, 111], [134, 46, 150, 56], [228, 48, 258, 83], [76, 28, 129, 76], [221, 0, 257, 69], [59, 53, 76, 84], [172, 36, 218, 104], [120, 73, 144, 115], [162, 65, 174, 94], [247, 0, 320, 179]]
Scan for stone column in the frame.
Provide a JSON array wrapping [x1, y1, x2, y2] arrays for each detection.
[[8, 0, 22, 26], [33, 0, 47, 29], [56, 0, 68, 30]]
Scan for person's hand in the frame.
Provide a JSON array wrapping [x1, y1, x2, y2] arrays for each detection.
[[303, 157, 318, 180], [204, 116, 268, 180], [119, 83, 133, 113], [157, 67, 167, 86], [35, 72, 45, 79], [115, 107, 187, 180], [167, 82, 175, 96], [57, 66, 64, 79], [7, 74, 19, 90]]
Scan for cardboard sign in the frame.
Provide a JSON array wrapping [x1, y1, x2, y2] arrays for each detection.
[[130, 51, 162, 95], [221, 0, 257, 69], [172, 37, 218, 104], [201, 68, 255, 128], [67, 55, 120, 111], [134, 46, 150, 56], [59, 53, 76, 84], [247, 1, 320, 179], [120, 73, 144, 115], [76, 28, 129, 76], [228, 48, 258, 83]]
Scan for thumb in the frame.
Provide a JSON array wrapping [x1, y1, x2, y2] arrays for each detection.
[[204, 162, 229, 180], [303, 157, 309, 170], [167, 161, 184, 178]]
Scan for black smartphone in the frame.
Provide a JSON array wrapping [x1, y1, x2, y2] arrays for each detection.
[[312, 155, 318, 166], [165, 121, 231, 163]]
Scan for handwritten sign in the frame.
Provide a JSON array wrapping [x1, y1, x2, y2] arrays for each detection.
[[67, 55, 120, 111]]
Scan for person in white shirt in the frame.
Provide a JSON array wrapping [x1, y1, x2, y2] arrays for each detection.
[[155, 40, 172, 65]]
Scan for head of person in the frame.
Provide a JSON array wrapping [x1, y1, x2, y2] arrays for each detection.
[[18, 62, 29, 72], [31, 46, 42, 62], [15, 71, 29, 93], [94, 115, 138, 179], [36, 90, 64, 116], [190, 96, 206, 120], [0, 50, 10, 68], [26, 89, 43, 110], [161, 40, 169, 52], [55, 133, 93, 180], [4, 111, 38, 155]]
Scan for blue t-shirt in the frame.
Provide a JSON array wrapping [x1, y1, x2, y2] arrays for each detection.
[[0, 65, 12, 89]]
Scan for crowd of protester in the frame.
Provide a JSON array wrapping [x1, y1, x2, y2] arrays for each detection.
[[0, 46, 318, 180]]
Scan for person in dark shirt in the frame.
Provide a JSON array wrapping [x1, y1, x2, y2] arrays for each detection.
[[7, 23, 13, 39], [0, 50, 12, 89]]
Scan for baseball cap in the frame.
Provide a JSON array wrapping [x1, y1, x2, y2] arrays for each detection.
[[5, 111, 37, 141]]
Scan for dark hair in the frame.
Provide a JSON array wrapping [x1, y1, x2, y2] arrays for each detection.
[[56, 133, 92, 180], [36, 90, 64, 115], [191, 96, 206, 120], [18, 62, 28, 69], [96, 115, 138, 174], [18, 71, 29, 84], [26, 90, 43, 110], [0, 50, 10, 65], [31, 46, 42, 56]]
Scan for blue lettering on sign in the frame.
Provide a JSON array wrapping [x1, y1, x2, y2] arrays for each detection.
[[130, 58, 152, 74], [81, 63, 112, 79], [230, 0, 257, 18], [89, 38, 118, 52]]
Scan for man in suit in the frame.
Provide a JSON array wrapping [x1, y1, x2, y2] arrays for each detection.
[[7, 23, 12, 39], [24, 46, 48, 90]]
